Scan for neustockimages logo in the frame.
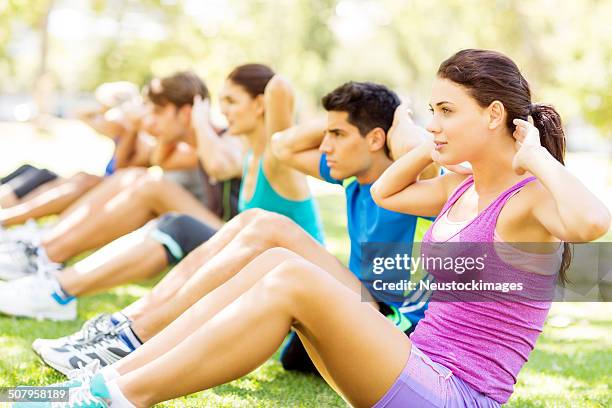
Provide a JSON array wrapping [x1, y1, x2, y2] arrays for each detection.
[[372, 254, 486, 275]]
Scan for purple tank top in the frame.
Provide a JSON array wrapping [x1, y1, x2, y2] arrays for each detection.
[[410, 176, 559, 404]]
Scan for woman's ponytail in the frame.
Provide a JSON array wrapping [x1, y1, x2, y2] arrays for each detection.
[[530, 103, 572, 285], [529, 104, 566, 165]]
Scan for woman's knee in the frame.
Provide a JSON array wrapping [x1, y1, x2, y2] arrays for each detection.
[[133, 172, 168, 202], [112, 167, 146, 179], [71, 172, 102, 191], [112, 167, 148, 187], [259, 254, 319, 300], [249, 211, 304, 245], [233, 208, 269, 226]]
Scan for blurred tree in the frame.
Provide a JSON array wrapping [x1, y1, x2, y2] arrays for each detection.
[[0, 0, 55, 90], [0, 0, 610, 137]]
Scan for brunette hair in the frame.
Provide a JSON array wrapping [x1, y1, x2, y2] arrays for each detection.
[[145, 71, 209, 108], [226, 64, 275, 98], [438, 49, 571, 282]]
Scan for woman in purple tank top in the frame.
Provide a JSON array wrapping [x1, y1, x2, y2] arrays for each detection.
[[370, 49, 610, 406], [34, 50, 608, 408]]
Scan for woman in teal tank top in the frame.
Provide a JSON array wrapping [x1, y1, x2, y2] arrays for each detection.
[[221, 64, 324, 243], [237, 151, 324, 243]]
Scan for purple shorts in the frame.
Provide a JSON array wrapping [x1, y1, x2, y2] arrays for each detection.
[[373, 345, 500, 408]]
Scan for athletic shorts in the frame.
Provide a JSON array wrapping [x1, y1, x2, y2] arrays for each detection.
[[162, 169, 207, 204], [373, 344, 500, 408]]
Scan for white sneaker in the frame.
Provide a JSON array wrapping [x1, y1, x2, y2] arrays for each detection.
[[33, 314, 114, 355], [0, 219, 43, 246], [0, 240, 63, 281], [57, 360, 103, 389], [40, 321, 133, 375], [12, 366, 111, 407], [0, 241, 40, 280], [0, 269, 76, 321]]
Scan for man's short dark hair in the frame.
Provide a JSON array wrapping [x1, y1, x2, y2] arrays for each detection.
[[145, 71, 209, 108], [322, 81, 400, 136]]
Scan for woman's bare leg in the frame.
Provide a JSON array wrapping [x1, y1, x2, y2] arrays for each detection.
[[127, 211, 358, 342], [0, 177, 65, 209], [121, 209, 266, 322], [115, 247, 357, 381], [55, 232, 167, 297], [49, 208, 264, 298], [116, 250, 409, 408], [0, 184, 19, 208], [0, 173, 101, 227], [56, 169, 147, 222], [41, 172, 222, 263]]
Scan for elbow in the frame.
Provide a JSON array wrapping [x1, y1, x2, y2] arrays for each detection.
[[586, 209, 611, 241], [370, 182, 385, 207], [264, 75, 293, 99], [266, 75, 291, 91], [203, 159, 226, 180], [573, 209, 611, 242], [270, 131, 291, 163]]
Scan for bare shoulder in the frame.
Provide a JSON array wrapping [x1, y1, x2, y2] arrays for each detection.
[[510, 178, 550, 207], [497, 178, 555, 242], [440, 171, 471, 199]]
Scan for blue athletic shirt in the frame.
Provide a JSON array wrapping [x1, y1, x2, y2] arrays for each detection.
[[319, 153, 435, 328]]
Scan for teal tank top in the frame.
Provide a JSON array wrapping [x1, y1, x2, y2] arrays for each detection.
[[238, 152, 325, 244]]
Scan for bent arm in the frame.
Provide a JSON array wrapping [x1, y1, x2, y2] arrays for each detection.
[[527, 147, 611, 242], [158, 142, 200, 171], [194, 124, 244, 180], [271, 118, 326, 179], [112, 127, 139, 169], [262, 75, 298, 173], [371, 140, 462, 217], [264, 75, 295, 139]]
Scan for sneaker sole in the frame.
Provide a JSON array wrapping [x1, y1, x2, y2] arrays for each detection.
[[0, 305, 76, 321], [32, 339, 62, 356], [0, 273, 30, 281], [38, 352, 75, 376]]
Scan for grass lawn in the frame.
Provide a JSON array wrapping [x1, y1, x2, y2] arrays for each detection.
[[1, 121, 611, 407]]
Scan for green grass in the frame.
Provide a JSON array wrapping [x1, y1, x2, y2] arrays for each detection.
[[0, 195, 350, 407], [1, 121, 611, 406], [1, 195, 610, 407]]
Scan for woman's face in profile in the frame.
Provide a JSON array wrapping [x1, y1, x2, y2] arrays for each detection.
[[426, 77, 491, 165], [219, 80, 262, 136]]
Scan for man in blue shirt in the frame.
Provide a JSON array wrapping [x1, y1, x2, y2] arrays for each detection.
[[272, 81, 439, 371]]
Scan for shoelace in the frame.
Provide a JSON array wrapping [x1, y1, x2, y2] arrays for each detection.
[[71, 321, 127, 352], [52, 382, 106, 408], [36, 249, 62, 272], [65, 360, 101, 385], [93, 315, 115, 334], [33, 248, 63, 282], [75, 315, 113, 344], [4, 240, 36, 267], [5, 253, 63, 294]]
